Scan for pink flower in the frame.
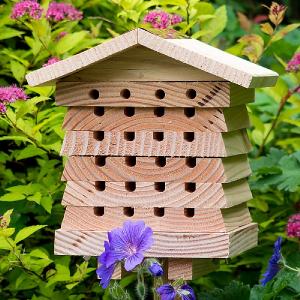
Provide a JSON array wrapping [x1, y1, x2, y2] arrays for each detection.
[[0, 103, 7, 114], [287, 213, 300, 238], [56, 31, 67, 40], [46, 2, 82, 22], [11, 0, 43, 20], [144, 10, 182, 29], [43, 57, 60, 67], [0, 85, 27, 103], [286, 53, 300, 72]]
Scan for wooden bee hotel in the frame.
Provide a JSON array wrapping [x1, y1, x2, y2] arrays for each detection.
[[26, 29, 278, 280]]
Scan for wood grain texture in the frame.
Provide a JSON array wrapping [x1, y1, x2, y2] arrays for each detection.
[[62, 155, 251, 183], [56, 81, 254, 107], [26, 29, 278, 88], [54, 223, 258, 257], [167, 258, 219, 280], [60, 204, 252, 233], [60, 130, 252, 157], [62, 105, 250, 132], [61, 179, 252, 208]]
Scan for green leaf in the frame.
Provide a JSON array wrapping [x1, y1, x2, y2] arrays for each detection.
[[201, 5, 227, 42], [270, 23, 300, 43], [15, 145, 46, 160], [55, 31, 88, 54], [0, 26, 24, 40], [0, 192, 26, 202], [15, 225, 47, 243], [10, 60, 26, 84]]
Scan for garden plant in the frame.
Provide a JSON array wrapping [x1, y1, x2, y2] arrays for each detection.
[[0, 0, 300, 299]]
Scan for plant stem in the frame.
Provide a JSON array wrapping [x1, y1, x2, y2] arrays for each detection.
[[257, 84, 300, 156]]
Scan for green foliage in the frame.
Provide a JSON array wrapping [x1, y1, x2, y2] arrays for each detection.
[[0, 0, 299, 299]]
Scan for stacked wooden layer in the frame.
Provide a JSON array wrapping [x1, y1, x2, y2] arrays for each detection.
[[54, 81, 258, 279]]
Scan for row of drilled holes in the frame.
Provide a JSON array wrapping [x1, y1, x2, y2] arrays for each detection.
[[95, 156, 197, 168], [89, 88, 197, 100], [94, 207, 195, 218], [93, 131, 195, 142], [94, 107, 196, 118], [95, 181, 196, 193]]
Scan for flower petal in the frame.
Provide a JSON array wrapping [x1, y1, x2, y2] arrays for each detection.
[[124, 252, 144, 271]]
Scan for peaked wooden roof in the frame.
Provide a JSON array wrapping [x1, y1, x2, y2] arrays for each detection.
[[26, 28, 278, 88]]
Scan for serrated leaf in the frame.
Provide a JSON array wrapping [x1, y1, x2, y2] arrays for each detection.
[[10, 60, 26, 84], [270, 23, 300, 43], [15, 225, 46, 243], [15, 145, 46, 160], [55, 31, 88, 54], [0, 192, 26, 202]]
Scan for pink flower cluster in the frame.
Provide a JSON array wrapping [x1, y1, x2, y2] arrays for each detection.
[[0, 85, 28, 113], [46, 2, 83, 22], [144, 10, 182, 29], [11, 1, 82, 22], [286, 52, 300, 72], [11, 0, 43, 20], [287, 213, 300, 238], [43, 57, 60, 67]]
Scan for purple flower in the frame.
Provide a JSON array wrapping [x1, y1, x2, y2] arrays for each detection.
[[0, 103, 7, 114], [261, 237, 282, 286], [11, 0, 43, 20], [96, 241, 116, 288], [0, 85, 27, 103], [46, 2, 83, 22], [148, 262, 164, 276], [286, 53, 300, 72], [107, 220, 153, 271], [157, 284, 195, 300], [43, 57, 60, 67], [286, 213, 300, 238], [144, 10, 182, 29]]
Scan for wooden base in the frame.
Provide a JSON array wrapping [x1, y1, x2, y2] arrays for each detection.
[[54, 223, 257, 258]]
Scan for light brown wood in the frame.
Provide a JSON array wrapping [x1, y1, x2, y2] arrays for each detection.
[[60, 204, 252, 233], [60, 130, 252, 157], [54, 223, 258, 257], [167, 258, 219, 280], [61, 179, 252, 208], [56, 81, 254, 107], [62, 155, 251, 183], [62, 106, 250, 132], [26, 29, 278, 88]]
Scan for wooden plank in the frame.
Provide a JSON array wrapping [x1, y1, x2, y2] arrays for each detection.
[[60, 204, 252, 233], [60, 130, 252, 157], [62, 155, 251, 183], [61, 179, 252, 208], [62, 106, 250, 132], [26, 29, 278, 88], [54, 223, 258, 257], [62, 46, 223, 82], [56, 81, 254, 107], [167, 258, 219, 280]]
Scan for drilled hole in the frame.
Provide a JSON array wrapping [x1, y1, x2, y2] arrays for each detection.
[[154, 207, 165, 217], [94, 107, 104, 116], [94, 207, 104, 216], [125, 156, 136, 167], [155, 182, 165, 192], [184, 107, 195, 118], [184, 132, 194, 142], [89, 89, 99, 99], [95, 156, 106, 167], [186, 157, 196, 168], [155, 157, 166, 167], [155, 89, 165, 99], [123, 207, 134, 217], [154, 107, 165, 117], [153, 132, 164, 141], [120, 89, 131, 99], [185, 182, 196, 193], [124, 132, 135, 141], [124, 107, 135, 117], [94, 131, 104, 141], [95, 181, 105, 191], [125, 181, 136, 192], [186, 89, 197, 99], [184, 208, 195, 218]]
